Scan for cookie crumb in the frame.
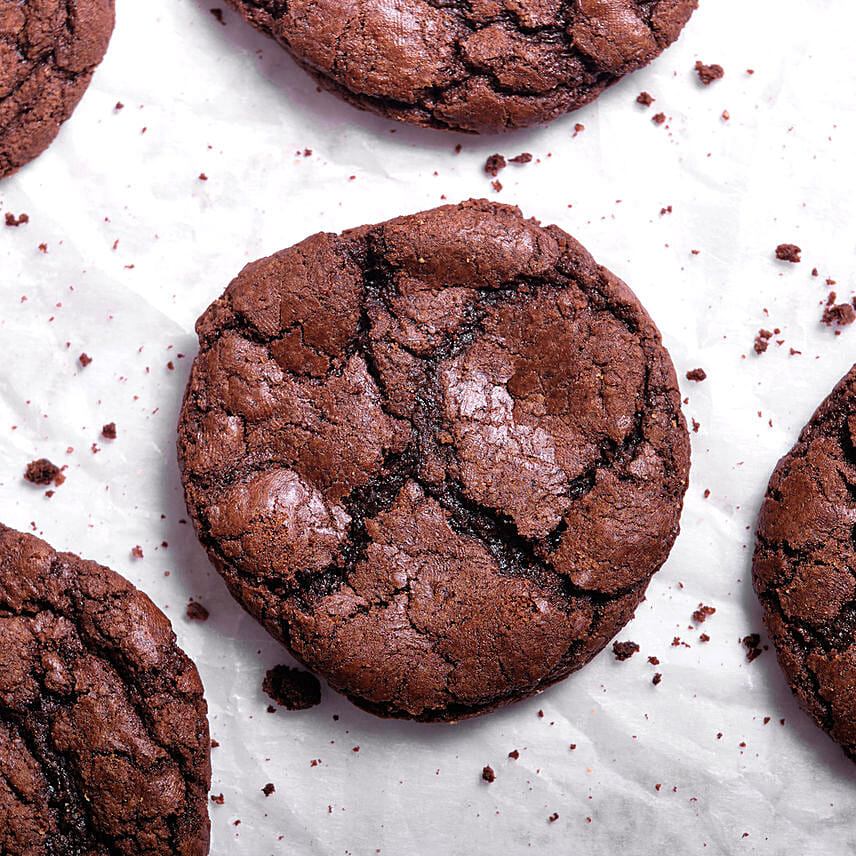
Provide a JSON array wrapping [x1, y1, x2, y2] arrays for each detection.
[[648, 656, 660, 665], [822, 300, 856, 328], [686, 368, 707, 382], [612, 640, 640, 661], [637, 91, 654, 106], [79, 352, 92, 367], [572, 122, 585, 137], [263, 665, 322, 710], [211, 793, 225, 805], [652, 672, 663, 685], [210, 7, 226, 24], [775, 243, 801, 263], [131, 545, 144, 559], [24, 459, 64, 487], [742, 634, 763, 662], [754, 329, 773, 354], [482, 765, 496, 783], [692, 604, 716, 623], [101, 422, 117, 439], [5, 212, 29, 227], [695, 61, 724, 85], [262, 783, 275, 797], [548, 812, 559, 823], [508, 749, 519, 760], [186, 600, 210, 621], [652, 112, 666, 125], [508, 152, 532, 164], [484, 154, 506, 176]]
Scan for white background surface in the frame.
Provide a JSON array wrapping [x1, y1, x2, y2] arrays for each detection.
[[2, 0, 856, 852]]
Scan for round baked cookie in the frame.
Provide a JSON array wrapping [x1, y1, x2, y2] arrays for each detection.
[[221, 0, 698, 132], [0, 524, 211, 855], [754, 364, 856, 762], [0, 0, 115, 179], [178, 199, 690, 721]]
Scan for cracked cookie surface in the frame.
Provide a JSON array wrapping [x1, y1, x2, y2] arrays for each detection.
[[0, 0, 114, 179], [221, 0, 697, 132], [754, 364, 856, 762], [0, 524, 211, 855], [178, 199, 690, 720]]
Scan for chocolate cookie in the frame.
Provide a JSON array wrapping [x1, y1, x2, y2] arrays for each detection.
[[178, 199, 690, 720], [0, 524, 211, 854], [754, 364, 856, 762], [221, 0, 697, 132], [0, 0, 115, 179]]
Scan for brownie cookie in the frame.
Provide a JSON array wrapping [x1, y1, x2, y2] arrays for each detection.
[[0, 0, 115, 179], [178, 199, 690, 720], [754, 364, 856, 762], [221, 0, 697, 132], [0, 524, 211, 854]]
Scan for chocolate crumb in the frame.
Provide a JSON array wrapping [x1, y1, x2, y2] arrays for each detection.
[[211, 794, 225, 805], [692, 604, 716, 623], [186, 601, 210, 621], [5, 212, 29, 227], [612, 640, 640, 661], [508, 152, 532, 164], [491, 179, 502, 193], [648, 656, 660, 665], [210, 8, 226, 24], [482, 765, 496, 783], [695, 61, 724, 85], [101, 422, 117, 439], [262, 783, 275, 797], [699, 633, 710, 642], [199, 173, 208, 181], [775, 243, 801, 263], [24, 458, 63, 486], [637, 91, 654, 106], [822, 301, 856, 328], [686, 368, 707, 382], [484, 154, 506, 176], [742, 634, 763, 662], [262, 665, 322, 710], [652, 112, 666, 125], [652, 672, 663, 685], [508, 749, 519, 760], [131, 545, 144, 559], [548, 812, 559, 823], [211, 739, 220, 748], [78, 352, 92, 367], [754, 329, 773, 354]]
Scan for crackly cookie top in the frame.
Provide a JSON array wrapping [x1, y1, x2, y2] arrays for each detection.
[[754, 365, 856, 761], [0, 524, 211, 855], [178, 199, 690, 720], [222, 0, 697, 131], [0, 0, 114, 178]]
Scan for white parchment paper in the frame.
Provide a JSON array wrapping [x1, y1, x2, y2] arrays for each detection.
[[2, 0, 856, 852]]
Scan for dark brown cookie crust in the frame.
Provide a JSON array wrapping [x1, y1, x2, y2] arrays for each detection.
[[0, 524, 211, 855], [754, 364, 856, 761], [0, 0, 115, 179], [221, 0, 697, 133], [178, 199, 690, 721]]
